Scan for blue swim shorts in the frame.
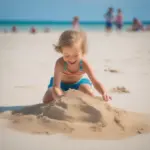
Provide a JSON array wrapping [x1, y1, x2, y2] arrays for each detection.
[[106, 21, 112, 28], [116, 23, 123, 29], [48, 77, 92, 91]]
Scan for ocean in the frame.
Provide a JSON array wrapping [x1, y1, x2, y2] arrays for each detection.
[[0, 21, 150, 32]]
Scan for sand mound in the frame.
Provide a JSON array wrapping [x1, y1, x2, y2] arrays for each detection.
[[0, 90, 150, 140]]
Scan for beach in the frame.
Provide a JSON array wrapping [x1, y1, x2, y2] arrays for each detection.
[[0, 31, 150, 149]]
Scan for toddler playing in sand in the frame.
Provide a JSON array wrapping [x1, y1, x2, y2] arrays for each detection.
[[43, 30, 111, 103]]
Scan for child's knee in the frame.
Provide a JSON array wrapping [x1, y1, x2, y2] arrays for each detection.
[[79, 84, 94, 96], [43, 88, 53, 103]]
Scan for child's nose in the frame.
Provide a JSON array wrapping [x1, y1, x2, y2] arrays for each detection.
[[69, 59, 74, 62], [69, 57, 75, 61]]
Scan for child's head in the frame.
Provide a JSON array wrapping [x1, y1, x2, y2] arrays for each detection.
[[73, 16, 79, 22], [54, 30, 87, 63]]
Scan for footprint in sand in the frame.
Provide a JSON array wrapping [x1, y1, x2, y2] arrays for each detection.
[[104, 67, 120, 73], [137, 128, 144, 134], [110, 86, 130, 93]]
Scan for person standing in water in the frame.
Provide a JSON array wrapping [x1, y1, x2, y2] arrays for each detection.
[[72, 16, 80, 30], [115, 9, 123, 31], [104, 7, 114, 32]]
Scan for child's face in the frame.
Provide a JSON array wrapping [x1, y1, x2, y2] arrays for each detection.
[[62, 42, 83, 65]]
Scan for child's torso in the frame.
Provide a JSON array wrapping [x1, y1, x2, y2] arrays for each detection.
[[61, 60, 85, 83]]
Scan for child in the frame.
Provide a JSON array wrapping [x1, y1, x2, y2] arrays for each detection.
[[43, 30, 112, 103], [115, 9, 123, 30], [72, 16, 80, 30]]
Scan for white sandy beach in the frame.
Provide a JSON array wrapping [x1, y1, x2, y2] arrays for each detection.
[[0, 31, 150, 149]]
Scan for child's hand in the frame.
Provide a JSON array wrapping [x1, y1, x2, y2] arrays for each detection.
[[102, 92, 112, 101], [53, 87, 64, 97]]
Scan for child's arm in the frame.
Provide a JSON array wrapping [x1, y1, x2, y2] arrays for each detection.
[[52, 58, 64, 99], [83, 59, 111, 101]]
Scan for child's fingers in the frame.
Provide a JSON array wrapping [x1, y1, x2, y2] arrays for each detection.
[[104, 95, 109, 101], [102, 94, 112, 101], [105, 95, 112, 101]]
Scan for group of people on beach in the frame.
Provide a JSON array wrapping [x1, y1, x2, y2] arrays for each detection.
[[3, 26, 51, 33], [104, 7, 150, 32], [72, 7, 150, 32], [104, 7, 123, 32], [127, 18, 150, 32], [2, 7, 150, 33]]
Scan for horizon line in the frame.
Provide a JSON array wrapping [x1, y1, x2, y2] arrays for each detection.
[[0, 20, 150, 25]]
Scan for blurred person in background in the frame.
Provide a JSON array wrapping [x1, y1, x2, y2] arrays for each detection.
[[127, 18, 144, 31], [72, 16, 80, 30], [115, 9, 123, 31], [104, 7, 114, 32]]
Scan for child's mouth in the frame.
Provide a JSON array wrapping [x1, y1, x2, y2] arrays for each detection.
[[68, 61, 77, 65]]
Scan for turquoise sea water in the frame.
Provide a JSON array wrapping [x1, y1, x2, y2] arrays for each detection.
[[0, 24, 130, 32], [0, 21, 150, 31]]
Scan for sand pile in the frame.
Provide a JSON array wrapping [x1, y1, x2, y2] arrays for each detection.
[[1, 90, 150, 140]]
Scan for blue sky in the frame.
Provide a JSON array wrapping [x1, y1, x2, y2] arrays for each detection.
[[0, 0, 150, 21]]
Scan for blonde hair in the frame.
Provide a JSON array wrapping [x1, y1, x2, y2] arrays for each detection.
[[54, 30, 87, 54]]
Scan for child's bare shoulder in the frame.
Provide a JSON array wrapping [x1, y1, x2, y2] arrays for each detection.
[[82, 58, 93, 72], [55, 57, 64, 69], [82, 58, 90, 67]]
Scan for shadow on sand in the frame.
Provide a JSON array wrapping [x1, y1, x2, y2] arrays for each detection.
[[0, 103, 47, 115]]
